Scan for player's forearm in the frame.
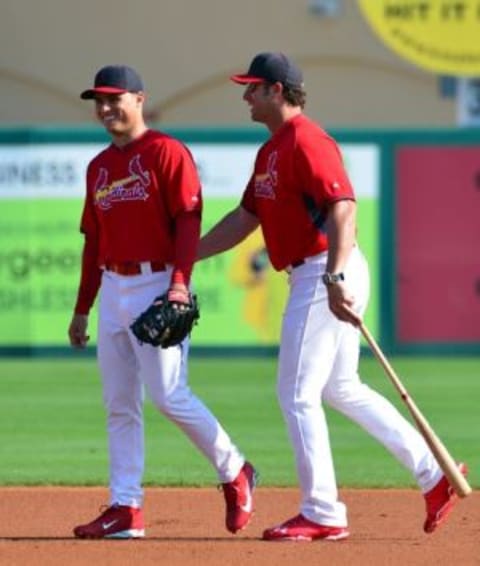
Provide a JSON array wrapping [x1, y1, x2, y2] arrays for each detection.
[[325, 199, 357, 273], [197, 206, 259, 260]]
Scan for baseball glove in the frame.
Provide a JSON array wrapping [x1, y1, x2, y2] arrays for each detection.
[[130, 292, 200, 348]]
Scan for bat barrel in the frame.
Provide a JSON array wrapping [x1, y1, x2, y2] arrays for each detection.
[[358, 321, 472, 498]]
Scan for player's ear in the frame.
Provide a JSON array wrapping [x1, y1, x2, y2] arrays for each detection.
[[269, 81, 284, 97], [136, 91, 146, 106]]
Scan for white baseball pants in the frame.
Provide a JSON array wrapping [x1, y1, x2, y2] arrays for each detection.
[[277, 247, 442, 526], [97, 268, 245, 507]]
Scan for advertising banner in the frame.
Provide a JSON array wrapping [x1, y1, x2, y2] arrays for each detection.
[[359, 1, 480, 77], [0, 140, 379, 347]]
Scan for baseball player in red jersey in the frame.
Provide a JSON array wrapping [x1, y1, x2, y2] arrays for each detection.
[[68, 65, 257, 539], [198, 52, 467, 540]]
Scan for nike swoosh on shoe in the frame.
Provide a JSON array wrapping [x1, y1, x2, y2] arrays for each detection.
[[102, 519, 119, 530], [239, 488, 253, 513]]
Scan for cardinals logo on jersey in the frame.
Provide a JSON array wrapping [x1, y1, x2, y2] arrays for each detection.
[[94, 155, 151, 210], [254, 151, 278, 200]]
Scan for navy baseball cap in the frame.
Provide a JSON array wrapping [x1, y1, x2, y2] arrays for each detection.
[[80, 65, 144, 99], [230, 52, 303, 88]]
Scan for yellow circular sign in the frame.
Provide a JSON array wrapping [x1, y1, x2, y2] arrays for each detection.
[[358, 1, 480, 76]]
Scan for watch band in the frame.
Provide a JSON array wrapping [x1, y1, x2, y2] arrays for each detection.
[[322, 272, 345, 285]]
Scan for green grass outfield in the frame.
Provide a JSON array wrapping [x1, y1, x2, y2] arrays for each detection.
[[0, 356, 477, 488]]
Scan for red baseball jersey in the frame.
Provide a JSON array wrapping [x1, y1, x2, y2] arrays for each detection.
[[73, 129, 202, 315], [241, 114, 355, 271], [81, 129, 202, 265]]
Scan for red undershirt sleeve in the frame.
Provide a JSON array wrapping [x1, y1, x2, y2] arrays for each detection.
[[74, 234, 102, 315], [171, 211, 201, 287]]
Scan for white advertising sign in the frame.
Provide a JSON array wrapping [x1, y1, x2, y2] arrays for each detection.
[[0, 142, 379, 199]]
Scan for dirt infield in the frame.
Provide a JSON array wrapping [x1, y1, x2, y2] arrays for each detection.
[[0, 487, 477, 566]]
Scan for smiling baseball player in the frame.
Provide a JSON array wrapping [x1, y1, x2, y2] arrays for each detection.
[[197, 52, 467, 541], [68, 65, 257, 539]]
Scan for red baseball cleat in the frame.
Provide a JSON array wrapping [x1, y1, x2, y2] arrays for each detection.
[[423, 462, 468, 534], [262, 514, 349, 542], [73, 504, 145, 539], [222, 461, 258, 533]]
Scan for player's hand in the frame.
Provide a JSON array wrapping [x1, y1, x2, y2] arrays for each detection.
[[167, 283, 190, 305], [68, 314, 90, 348], [326, 283, 361, 326]]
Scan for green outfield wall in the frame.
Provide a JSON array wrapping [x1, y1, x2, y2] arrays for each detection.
[[0, 126, 479, 355]]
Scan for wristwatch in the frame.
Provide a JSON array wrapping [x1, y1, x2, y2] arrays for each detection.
[[322, 272, 345, 285]]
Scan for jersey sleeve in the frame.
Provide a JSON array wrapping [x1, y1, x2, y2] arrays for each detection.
[[80, 163, 100, 236], [74, 234, 102, 315], [240, 173, 257, 215], [157, 138, 203, 217], [170, 211, 201, 287], [74, 163, 102, 315], [295, 134, 355, 205]]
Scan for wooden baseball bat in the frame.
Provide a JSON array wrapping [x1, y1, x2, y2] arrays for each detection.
[[358, 320, 472, 497]]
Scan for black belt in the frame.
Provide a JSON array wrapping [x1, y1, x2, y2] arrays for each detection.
[[291, 259, 305, 268]]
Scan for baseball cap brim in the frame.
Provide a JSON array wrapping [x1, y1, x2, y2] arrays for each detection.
[[230, 74, 265, 84], [80, 86, 130, 100]]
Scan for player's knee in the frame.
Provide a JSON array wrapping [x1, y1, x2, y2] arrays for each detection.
[[150, 392, 172, 414], [104, 391, 142, 414], [106, 406, 143, 427], [323, 382, 370, 410], [276, 387, 293, 413], [149, 388, 190, 418]]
